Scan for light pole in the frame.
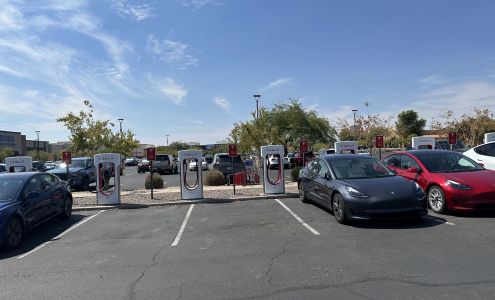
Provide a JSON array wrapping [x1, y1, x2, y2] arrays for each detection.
[[35, 130, 40, 160], [352, 109, 358, 141], [117, 118, 124, 137], [166, 134, 169, 147], [253, 94, 261, 120]]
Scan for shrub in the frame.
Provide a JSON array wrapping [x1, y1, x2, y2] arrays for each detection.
[[291, 166, 301, 182], [204, 169, 225, 186], [145, 174, 164, 189]]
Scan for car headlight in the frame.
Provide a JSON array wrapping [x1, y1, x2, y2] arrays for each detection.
[[446, 180, 471, 190], [345, 186, 368, 198]]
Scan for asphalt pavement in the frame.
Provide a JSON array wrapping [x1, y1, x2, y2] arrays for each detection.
[[3, 198, 495, 299]]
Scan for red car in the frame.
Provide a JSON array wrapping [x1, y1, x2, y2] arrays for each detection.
[[137, 159, 150, 173], [383, 150, 495, 213]]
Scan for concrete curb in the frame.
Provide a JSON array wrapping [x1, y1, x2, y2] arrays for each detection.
[[72, 192, 299, 211]]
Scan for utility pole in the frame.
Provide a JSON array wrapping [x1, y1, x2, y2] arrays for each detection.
[[166, 134, 169, 147], [253, 94, 261, 120], [352, 109, 358, 141], [35, 130, 40, 160]]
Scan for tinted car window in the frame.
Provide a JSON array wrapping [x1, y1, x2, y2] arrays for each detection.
[[401, 155, 420, 170], [475, 143, 495, 157], [329, 158, 394, 179], [415, 152, 483, 172], [0, 165, 6, 172], [384, 154, 401, 167], [217, 155, 242, 163], [155, 155, 170, 161], [39, 174, 55, 190], [317, 160, 329, 177], [307, 160, 318, 173], [0, 178, 23, 201], [24, 176, 41, 197]]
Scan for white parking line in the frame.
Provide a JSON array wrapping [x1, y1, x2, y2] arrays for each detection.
[[275, 199, 320, 235], [171, 204, 195, 247], [17, 210, 106, 259], [424, 215, 456, 226]]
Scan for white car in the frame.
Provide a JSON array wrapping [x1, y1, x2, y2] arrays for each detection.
[[267, 155, 291, 169], [189, 158, 208, 171], [463, 141, 495, 170]]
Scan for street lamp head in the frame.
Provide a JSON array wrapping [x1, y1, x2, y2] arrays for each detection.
[[253, 94, 261, 101], [352, 109, 358, 113], [117, 118, 124, 122]]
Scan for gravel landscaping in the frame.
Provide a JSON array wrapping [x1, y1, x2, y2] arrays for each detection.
[[72, 183, 299, 207]]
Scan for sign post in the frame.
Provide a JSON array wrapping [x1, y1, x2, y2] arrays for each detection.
[[146, 148, 156, 199], [62, 151, 72, 179], [448, 132, 457, 151], [228, 144, 237, 194], [300, 140, 308, 166], [375, 135, 384, 160]]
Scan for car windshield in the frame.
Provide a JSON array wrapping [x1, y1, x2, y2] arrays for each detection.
[[415, 152, 483, 173], [0, 178, 23, 202], [217, 155, 242, 163], [56, 160, 86, 169], [328, 158, 395, 179], [155, 155, 169, 161]]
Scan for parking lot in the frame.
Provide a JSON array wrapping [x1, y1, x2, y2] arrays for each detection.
[[2, 198, 495, 299]]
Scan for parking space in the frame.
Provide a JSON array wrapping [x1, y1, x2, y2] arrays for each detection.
[[2, 199, 495, 299]]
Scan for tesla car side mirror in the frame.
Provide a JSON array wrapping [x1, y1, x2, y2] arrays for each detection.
[[478, 163, 484, 167], [406, 167, 421, 173], [324, 172, 331, 180]]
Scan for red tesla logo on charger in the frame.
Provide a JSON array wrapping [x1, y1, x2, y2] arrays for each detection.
[[146, 148, 156, 161], [375, 135, 384, 148], [448, 132, 457, 145], [62, 151, 72, 164], [300, 140, 308, 153], [228, 144, 237, 157]]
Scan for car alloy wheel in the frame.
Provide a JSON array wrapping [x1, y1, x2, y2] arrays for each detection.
[[428, 186, 447, 214], [332, 194, 347, 224], [299, 182, 309, 203], [4, 217, 23, 249]]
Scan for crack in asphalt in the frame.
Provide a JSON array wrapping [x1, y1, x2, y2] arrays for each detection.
[[177, 282, 184, 300], [265, 212, 299, 287], [127, 241, 170, 300]]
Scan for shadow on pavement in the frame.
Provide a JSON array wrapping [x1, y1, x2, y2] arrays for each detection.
[[0, 214, 86, 260], [307, 202, 441, 229], [446, 211, 495, 219]]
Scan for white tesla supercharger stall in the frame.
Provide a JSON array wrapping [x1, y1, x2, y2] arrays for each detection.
[[334, 141, 358, 154], [485, 133, 495, 144], [412, 136, 435, 150], [178, 150, 203, 200], [5, 156, 32, 172], [94, 153, 121, 205], [261, 145, 285, 194]]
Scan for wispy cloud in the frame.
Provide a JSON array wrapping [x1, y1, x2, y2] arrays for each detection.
[[181, 0, 222, 10], [261, 78, 293, 92], [418, 74, 446, 88], [111, 0, 155, 21], [149, 78, 188, 105], [213, 96, 230, 112], [146, 35, 198, 69]]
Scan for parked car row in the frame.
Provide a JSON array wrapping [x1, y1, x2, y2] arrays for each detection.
[[299, 142, 495, 225]]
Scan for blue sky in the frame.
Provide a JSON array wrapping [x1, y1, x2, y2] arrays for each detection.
[[1, 0, 495, 145]]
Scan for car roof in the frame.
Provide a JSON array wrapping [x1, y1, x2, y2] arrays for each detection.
[[0, 172, 37, 179], [73, 157, 92, 160], [407, 150, 461, 155], [320, 154, 375, 161]]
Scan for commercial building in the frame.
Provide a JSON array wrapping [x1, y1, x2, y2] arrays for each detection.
[[0, 130, 26, 155]]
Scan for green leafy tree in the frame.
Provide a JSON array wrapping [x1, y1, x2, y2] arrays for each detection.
[[395, 110, 426, 146], [337, 114, 390, 149], [231, 100, 337, 153], [0, 147, 14, 162], [26, 150, 52, 161], [57, 100, 139, 156]]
